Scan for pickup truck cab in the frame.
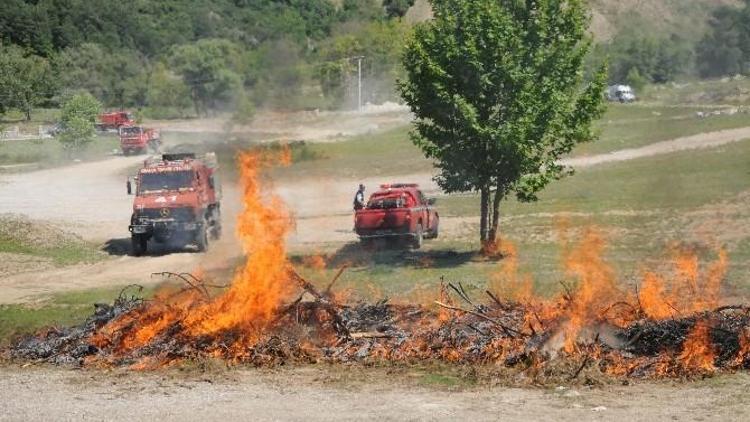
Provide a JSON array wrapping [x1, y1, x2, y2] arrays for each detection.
[[354, 183, 439, 249]]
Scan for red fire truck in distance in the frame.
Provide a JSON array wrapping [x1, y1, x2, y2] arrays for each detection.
[[119, 126, 161, 155], [96, 111, 135, 131]]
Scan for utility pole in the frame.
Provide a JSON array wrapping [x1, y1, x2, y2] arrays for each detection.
[[353, 56, 364, 112]]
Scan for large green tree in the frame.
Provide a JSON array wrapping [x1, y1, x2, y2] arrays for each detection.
[[58, 92, 102, 151], [399, 0, 606, 250]]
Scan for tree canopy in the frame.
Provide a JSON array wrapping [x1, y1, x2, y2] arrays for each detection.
[[0, 0, 417, 118], [0, 46, 56, 120], [399, 0, 607, 249], [696, 2, 750, 78]]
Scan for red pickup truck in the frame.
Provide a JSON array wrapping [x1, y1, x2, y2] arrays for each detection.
[[354, 184, 439, 249]]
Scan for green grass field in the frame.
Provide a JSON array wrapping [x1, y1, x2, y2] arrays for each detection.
[[579, 105, 750, 156]]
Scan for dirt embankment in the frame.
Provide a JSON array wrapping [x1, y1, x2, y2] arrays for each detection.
[[1, 366, 748, 421]]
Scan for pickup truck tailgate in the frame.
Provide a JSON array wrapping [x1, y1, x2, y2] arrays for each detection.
[[355, 208, 410, 235]]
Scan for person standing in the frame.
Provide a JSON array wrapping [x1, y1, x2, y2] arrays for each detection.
[[353, 184, 366, 210]]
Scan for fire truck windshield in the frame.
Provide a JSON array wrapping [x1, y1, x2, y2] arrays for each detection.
[[139, 171, 193, 193]]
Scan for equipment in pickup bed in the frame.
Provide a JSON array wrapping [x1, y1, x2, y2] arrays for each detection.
[[126, 152, 222, 256], [354, 183, 439, 249]]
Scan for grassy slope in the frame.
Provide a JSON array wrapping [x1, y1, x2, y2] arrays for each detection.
[[588, 0, 738, 41], [295, 139, 750, 300], [0, 286, 156, 345], [0, 237, 102, 266], [0, 215, 104, 266], [441, 139, 750, 217], [0, 135, 120, 168], [408, 0, 739, 42]]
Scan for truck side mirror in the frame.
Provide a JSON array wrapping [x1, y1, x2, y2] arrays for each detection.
[[126, 177, 135, 195]]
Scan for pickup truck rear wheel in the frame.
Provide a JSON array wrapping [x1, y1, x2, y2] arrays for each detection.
[[412, 224, 424, 250], [209, 209, 222, 240], [360, 238, 374, 250], [131, 234, 148, 256], [430, 216, 439, 239]]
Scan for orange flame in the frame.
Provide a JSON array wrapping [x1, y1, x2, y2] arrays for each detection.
[[679, 321, 716, 372], [92, 149, 294, 356], [489, 241, 534, 303], [639, 249, 728, 319], [183, 151, 294, 335], [560, 228, 627, 352]]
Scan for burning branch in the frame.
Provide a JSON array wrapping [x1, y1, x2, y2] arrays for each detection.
[[434, 300, 523, 338]]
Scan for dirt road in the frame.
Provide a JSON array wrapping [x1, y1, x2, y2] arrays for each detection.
[[561, 125, 750, 167], [1, 366, 748, 421], [0, 156, 142, 240]]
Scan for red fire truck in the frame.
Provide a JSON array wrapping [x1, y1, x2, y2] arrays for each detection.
[[127, 153, 222, 256]]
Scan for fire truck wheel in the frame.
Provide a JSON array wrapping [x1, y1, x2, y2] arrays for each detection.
[[210, 223, 222, 240], [196, 227, 209, 252], [131, 235, 148, 256]]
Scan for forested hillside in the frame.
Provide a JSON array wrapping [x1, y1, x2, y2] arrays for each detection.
[[0, 0, 411, 118], [1, 0, 749, 120]]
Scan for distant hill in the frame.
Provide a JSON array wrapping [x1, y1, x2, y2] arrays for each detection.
[[406, 0, 740, 42]]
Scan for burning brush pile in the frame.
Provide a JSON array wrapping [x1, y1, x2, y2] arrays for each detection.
[[8, 151, 750, 380]]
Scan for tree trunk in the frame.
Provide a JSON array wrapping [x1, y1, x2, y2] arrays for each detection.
[[479, 187, 489, 243], [487, 189, 502, 246], [191, 88, 201, 117]]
